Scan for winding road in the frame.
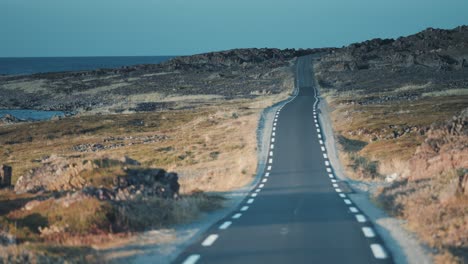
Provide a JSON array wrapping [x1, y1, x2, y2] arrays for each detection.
[[174, 55, 392, 264]]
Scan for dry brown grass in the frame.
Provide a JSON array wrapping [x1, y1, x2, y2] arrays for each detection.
[[0, 85, 292, 261], [325, 92, 468, 178], [374, 170, 468, 263], [321, 85, 468, 262]]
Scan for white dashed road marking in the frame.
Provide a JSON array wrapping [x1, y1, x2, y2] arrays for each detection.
[[267, 166, 272, 171], [251, 193, 258, 197], [328, 173, 334, 178], [273, 127, 276, 131], [219, 221, 232, 230], [269, 158, 273, 164], [240, 206, 249, 211], [232, 213, 242, 219], [335, 188, 342, 193], [202, 234, 219, 247], [262, 178, 268, 183], [356, 214, 366, 223], [325, 161, 330, 166], [182, 254, 201, 264], [270, 144, 274, 149], [247, 199, 254, 204], [323, 154, 328, 159], [339, 193, 346, 198], [370, 244, 388, 259], [259, 184, 265, 188], [326, 168, 332, 172], [349, 207, 359, 213], [317, 129, 320, 133], [362, 227, 376, 238], [321, 146, 325, 151], [319, 140, 324, 145], [332, 183, 338, 188], [272, 132, 276, 136], [271, 137, 275, 143], [344, 199, 352, 205]]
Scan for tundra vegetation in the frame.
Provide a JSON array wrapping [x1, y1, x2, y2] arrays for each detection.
[[315, 26, 468, 263], [0, 48, 325, 262]]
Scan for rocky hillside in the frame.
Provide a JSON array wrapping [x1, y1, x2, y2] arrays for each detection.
[[315, 26, 468, 95], [0, 48, 330, 112], [316, 26, 468, 263]]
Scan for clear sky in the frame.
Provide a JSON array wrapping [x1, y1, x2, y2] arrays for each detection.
[[1, 0, 467, 57]]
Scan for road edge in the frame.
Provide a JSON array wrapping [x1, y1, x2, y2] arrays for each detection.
[[314, 70, 433, 264], [127, 59, 300, 264]]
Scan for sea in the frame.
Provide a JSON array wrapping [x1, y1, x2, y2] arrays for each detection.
[[0, 56, 174, 75], [0, 56, 174, 120]]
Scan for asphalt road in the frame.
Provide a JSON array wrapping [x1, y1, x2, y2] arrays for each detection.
[[174, 55, 393, 264]]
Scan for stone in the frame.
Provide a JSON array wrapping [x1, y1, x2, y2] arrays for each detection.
[[0, 165, 12, 188]]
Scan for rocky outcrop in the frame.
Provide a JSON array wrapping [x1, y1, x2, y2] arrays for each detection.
[[408, 108, 468, 180], [315, 26, 468, 93], [14, 155, 93, 193], [14, 155, 180, 200], [0, 114, 21, 125], [0, 164, 12, 188]]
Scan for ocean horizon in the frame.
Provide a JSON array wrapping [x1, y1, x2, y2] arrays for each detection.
[[0, 56, 175, 75]]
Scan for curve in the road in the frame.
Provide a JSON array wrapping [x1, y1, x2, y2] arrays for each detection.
[[174, 55, 393, 264]]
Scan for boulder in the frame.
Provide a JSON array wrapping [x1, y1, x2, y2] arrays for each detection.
[[0, 165, 12, 188]]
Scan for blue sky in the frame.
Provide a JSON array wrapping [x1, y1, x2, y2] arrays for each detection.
[[1, 0, 467, 57]]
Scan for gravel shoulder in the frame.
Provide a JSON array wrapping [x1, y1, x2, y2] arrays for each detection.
[[318, 93, 433, 264]]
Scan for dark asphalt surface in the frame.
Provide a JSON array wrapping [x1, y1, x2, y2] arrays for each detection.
[[174, 55, 393, 264]]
